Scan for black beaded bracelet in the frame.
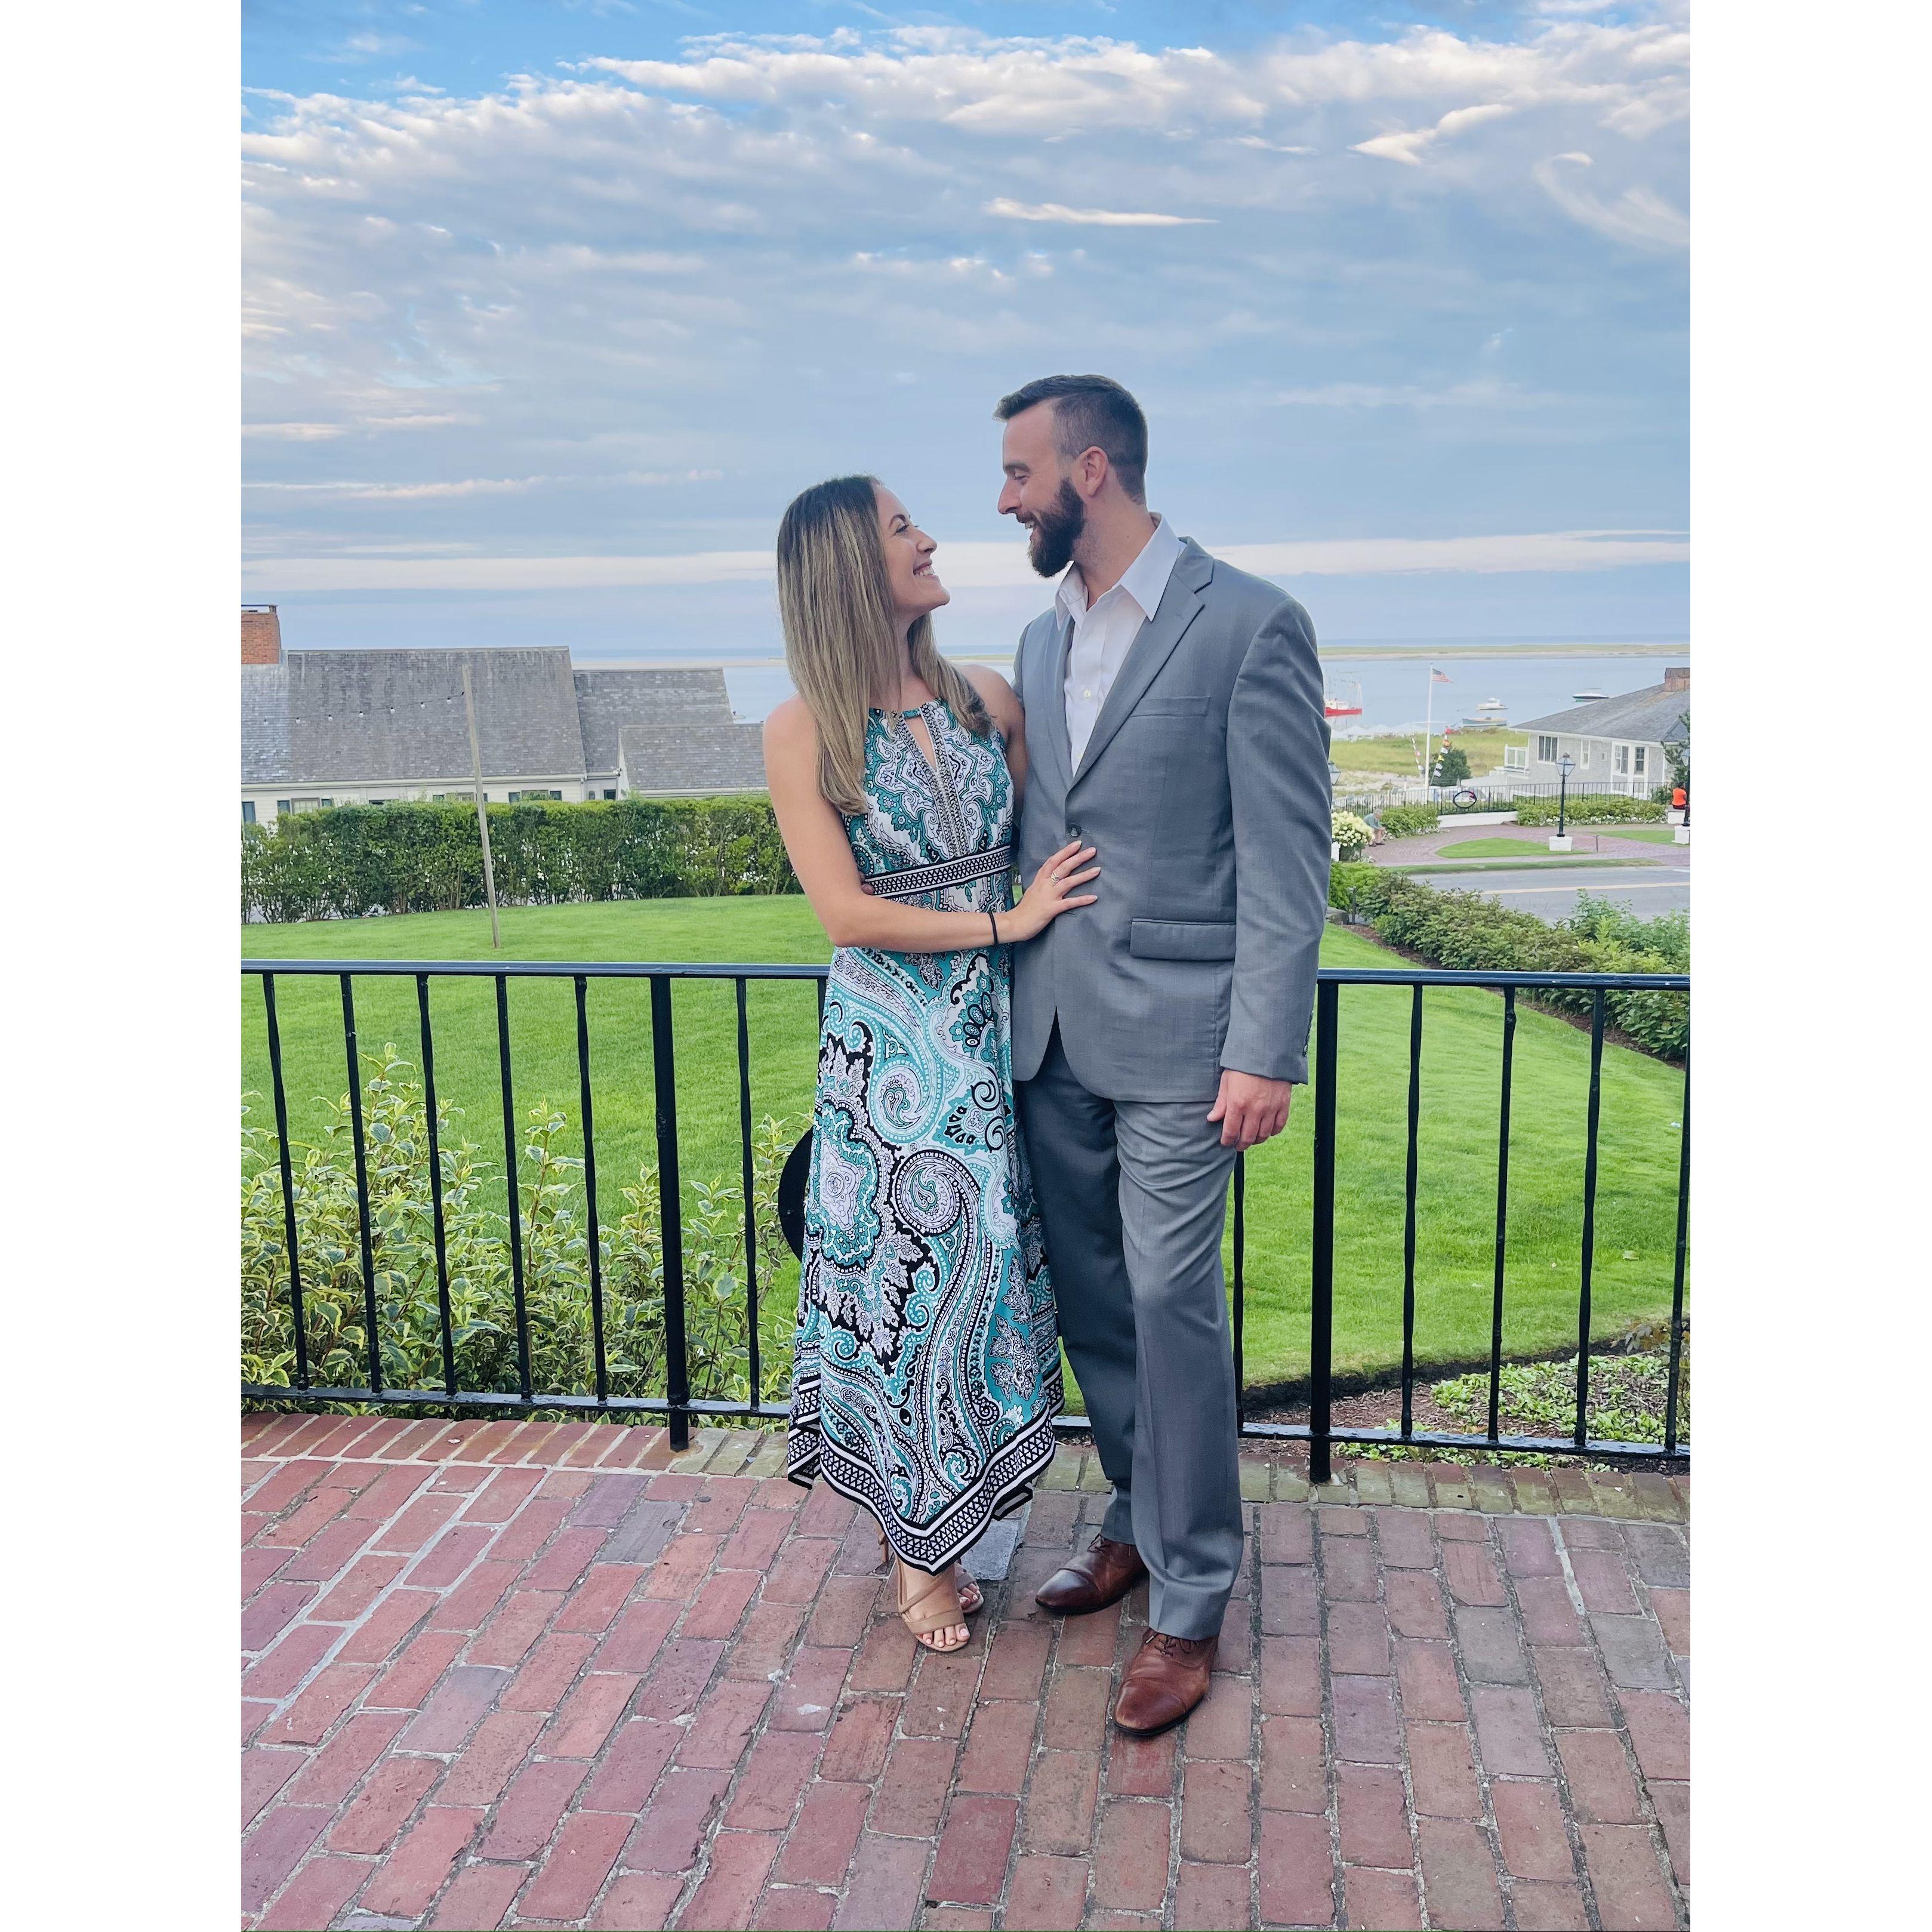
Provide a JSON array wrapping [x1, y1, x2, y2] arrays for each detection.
[[988, 912, 1000, 947]]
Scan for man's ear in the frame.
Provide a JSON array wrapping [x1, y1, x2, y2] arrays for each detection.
[[1076, 445, 1110, 500]]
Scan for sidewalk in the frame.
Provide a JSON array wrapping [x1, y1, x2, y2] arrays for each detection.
[[1363, 828, 1688, 869], [242, 1416, 1689, 1931]]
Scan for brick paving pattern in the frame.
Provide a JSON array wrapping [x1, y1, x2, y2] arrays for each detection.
[[242, 1415, 1688, 1930]]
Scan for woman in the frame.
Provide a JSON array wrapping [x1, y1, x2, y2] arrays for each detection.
[[765, 474, 1098, 1652]]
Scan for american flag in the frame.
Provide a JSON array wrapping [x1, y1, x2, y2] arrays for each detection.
[[1431, 668, 1452, 683]]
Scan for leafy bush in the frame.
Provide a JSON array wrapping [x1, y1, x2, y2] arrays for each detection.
[[1332, 811, 1374, 859], [1379, 804, 1441, 838], [1324, 868, 1687, 1060], [242, 1046, 802, 1410], [243, 797, 799, 923], [1513, 795, 1666, 827], [1431, 745, 1472, 785]]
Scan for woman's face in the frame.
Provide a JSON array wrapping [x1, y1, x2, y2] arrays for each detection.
[[875, 486, 949, 625]]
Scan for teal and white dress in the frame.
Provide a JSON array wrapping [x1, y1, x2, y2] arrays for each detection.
[[786, 700, 1062, 1571]]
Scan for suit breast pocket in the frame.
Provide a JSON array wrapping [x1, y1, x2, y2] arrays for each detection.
[[1132, 695, 1210, 718]]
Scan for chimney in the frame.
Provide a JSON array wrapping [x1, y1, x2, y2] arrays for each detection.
[[243, 605, 282, 666], [1662, 665, 1689, 692]]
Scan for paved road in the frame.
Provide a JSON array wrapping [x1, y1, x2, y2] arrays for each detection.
[[1455, 862, 1690, 923]]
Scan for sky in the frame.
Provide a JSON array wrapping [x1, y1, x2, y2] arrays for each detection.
[[241, 1, 1688, 662]]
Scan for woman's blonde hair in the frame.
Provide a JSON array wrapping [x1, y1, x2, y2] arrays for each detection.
[[776, 474, 991, 815]]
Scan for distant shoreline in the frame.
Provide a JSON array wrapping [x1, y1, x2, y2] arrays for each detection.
[[577, 640, 1690, 671]]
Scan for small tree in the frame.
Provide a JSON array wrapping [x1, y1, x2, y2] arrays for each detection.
[[1664, 711, 1690, 794], [1431, 744, 1472, 786]]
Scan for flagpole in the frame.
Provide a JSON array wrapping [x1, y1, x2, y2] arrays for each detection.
[[1422, 665, 1434, 799]]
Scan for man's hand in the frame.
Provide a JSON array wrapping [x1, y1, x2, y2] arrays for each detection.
[[1207, 1070, 1293, 1150]]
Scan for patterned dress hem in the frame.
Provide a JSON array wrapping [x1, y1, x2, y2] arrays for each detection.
[[784, 1370, 1064, 1575]]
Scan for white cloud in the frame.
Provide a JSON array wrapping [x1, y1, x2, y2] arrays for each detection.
[[241, 528, 1686, 593], [984, 199, 1215, 227], [1352, 102, 1515, 167], [1534, 151, 1688, 250]]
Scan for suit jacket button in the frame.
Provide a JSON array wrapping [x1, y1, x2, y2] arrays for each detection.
[[1067, 823, 1081, 842]]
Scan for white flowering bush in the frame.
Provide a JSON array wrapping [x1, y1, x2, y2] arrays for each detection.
[[1331, 811, 1375, 859]]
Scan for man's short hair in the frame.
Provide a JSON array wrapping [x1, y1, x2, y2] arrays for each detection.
[[994, 374, 1148, 503]]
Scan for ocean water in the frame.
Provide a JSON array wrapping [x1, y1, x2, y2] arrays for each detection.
[[718, 649, 1687, 737]]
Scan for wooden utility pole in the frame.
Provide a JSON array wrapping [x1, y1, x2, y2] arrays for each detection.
[[461, 661, 502, 950]]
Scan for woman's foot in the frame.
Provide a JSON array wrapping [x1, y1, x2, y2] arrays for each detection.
[[895, 1560, 970, 1651], [876, 1529, 982, 1626]]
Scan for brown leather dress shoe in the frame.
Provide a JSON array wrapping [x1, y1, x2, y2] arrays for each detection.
[[1112, 1629, 1218, 1734], [1034, 1534, 1149, 1615]]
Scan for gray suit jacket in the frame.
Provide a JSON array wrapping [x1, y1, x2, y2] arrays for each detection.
[[1010, 537, 1332, 1100]]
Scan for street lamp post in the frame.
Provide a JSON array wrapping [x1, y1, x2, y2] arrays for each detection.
[[1550, 754, 1575, 852]]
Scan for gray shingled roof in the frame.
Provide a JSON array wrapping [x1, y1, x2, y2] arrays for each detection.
[[1519, 681, 1690, 742], [242, 649, 586, 786], [574, 668, 736, 776], [619, 721, 768, 795]]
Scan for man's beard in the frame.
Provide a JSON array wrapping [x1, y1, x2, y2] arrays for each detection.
[[1025, 479, 1086, 578]]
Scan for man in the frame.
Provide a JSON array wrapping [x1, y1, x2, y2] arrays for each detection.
[[997, 374, 1332, 1733]]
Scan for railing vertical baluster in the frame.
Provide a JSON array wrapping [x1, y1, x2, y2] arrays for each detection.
[[1664, 1047, 1690, 1457], [651, 975, 692, 1451], [417, 975, 457, 1401], [1309, 979, 1340, 1487], [496, 974, 532, 1404], [575, 976, 609, 1408], [340, 975, 383, 1394], [1232, 1154, 1246, 1430], [262, 974, 310, 1392], [1574, 988, 1607, 1447], [735, 978, 760, 1409], [1400, 985, 1422, 1439], [1489, 988, 1518, 1442]]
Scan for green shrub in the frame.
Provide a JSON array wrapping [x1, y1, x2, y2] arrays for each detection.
[[1513, 795, 1666, 827], [1431, 745, 1472, 785], [242, 1046, 803, 1410], [1324, 870, 1687, 1060], [1379, 804, 1441, 838], [243, 797, 799, 923]]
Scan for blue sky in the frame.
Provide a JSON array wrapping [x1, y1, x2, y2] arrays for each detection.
[[241, 1, 1687, 660]]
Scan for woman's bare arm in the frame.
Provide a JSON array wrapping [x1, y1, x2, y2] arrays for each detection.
[[961, 661, 1028, 808], [763, 697, 1092, 951]]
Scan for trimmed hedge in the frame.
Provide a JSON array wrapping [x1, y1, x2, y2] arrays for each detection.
[[1378, 804, 1441, 838], [243, 797, 798, 923], [1513, 795, 1666, 827], [1328, 865, 1687, 1061]]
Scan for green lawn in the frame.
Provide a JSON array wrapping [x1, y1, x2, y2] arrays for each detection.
[[243, 899, 1687, 1406], [1435, 837, 1563, 859], [1609, 826, 1683, 846]]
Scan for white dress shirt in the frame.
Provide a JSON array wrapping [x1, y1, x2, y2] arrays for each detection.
[[1058, 513, 1185, 769]]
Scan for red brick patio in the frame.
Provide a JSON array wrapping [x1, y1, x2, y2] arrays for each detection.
[[241, 1414, 1688, 1931]]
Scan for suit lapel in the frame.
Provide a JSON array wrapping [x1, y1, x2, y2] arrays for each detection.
[[1039, 608, 1076, 792], [1068, 538, 1212, 791]]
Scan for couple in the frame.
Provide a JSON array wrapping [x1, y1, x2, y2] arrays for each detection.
[[765, 374, 1332, 1734]]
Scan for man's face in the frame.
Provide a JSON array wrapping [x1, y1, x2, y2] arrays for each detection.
[[998, 402, 1085, 578]]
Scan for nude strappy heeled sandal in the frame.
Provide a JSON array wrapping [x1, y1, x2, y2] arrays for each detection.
[[877, 1527, 982, 1623], [896, 1562, 972, 1650]]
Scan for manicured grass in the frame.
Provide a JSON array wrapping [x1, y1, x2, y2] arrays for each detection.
[[1608, 826, 1683, 846], [1436, 837, 1565, 859], [243, 898, 1687, 1407]]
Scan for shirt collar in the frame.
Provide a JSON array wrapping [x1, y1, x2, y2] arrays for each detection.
[[1055, 513, 1183, 625]]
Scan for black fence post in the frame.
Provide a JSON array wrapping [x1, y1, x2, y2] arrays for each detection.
[[261, 975, 310, 1392], [340, 975, 383, 1394], [651, 975, 692, 1452], [1309, 979, 1340, 1487]]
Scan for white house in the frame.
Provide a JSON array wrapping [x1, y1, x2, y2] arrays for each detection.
[[1514, 668, 1688, 797], [240, 608, 768, 824]]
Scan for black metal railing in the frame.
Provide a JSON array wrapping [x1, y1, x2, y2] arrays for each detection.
[[243, 959, 1689, 1475]]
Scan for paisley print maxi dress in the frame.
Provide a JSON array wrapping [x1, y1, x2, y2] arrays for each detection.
[[785, 701, 1062, 1571]]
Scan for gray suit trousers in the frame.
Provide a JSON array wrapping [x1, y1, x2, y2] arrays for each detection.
[[1018, 1024, 1243, 1641]]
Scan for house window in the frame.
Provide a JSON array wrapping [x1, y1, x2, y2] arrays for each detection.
[[1614, 745, 1631, 775], [507, 789, 562, 803], [1504, 746, 1528, 771], [242, 800, 257, 824], [287, 797, 333, 813], [1633, 746, 1648, 777], [1537, 735, 1558, 763], [603, 788, 617, 800]]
